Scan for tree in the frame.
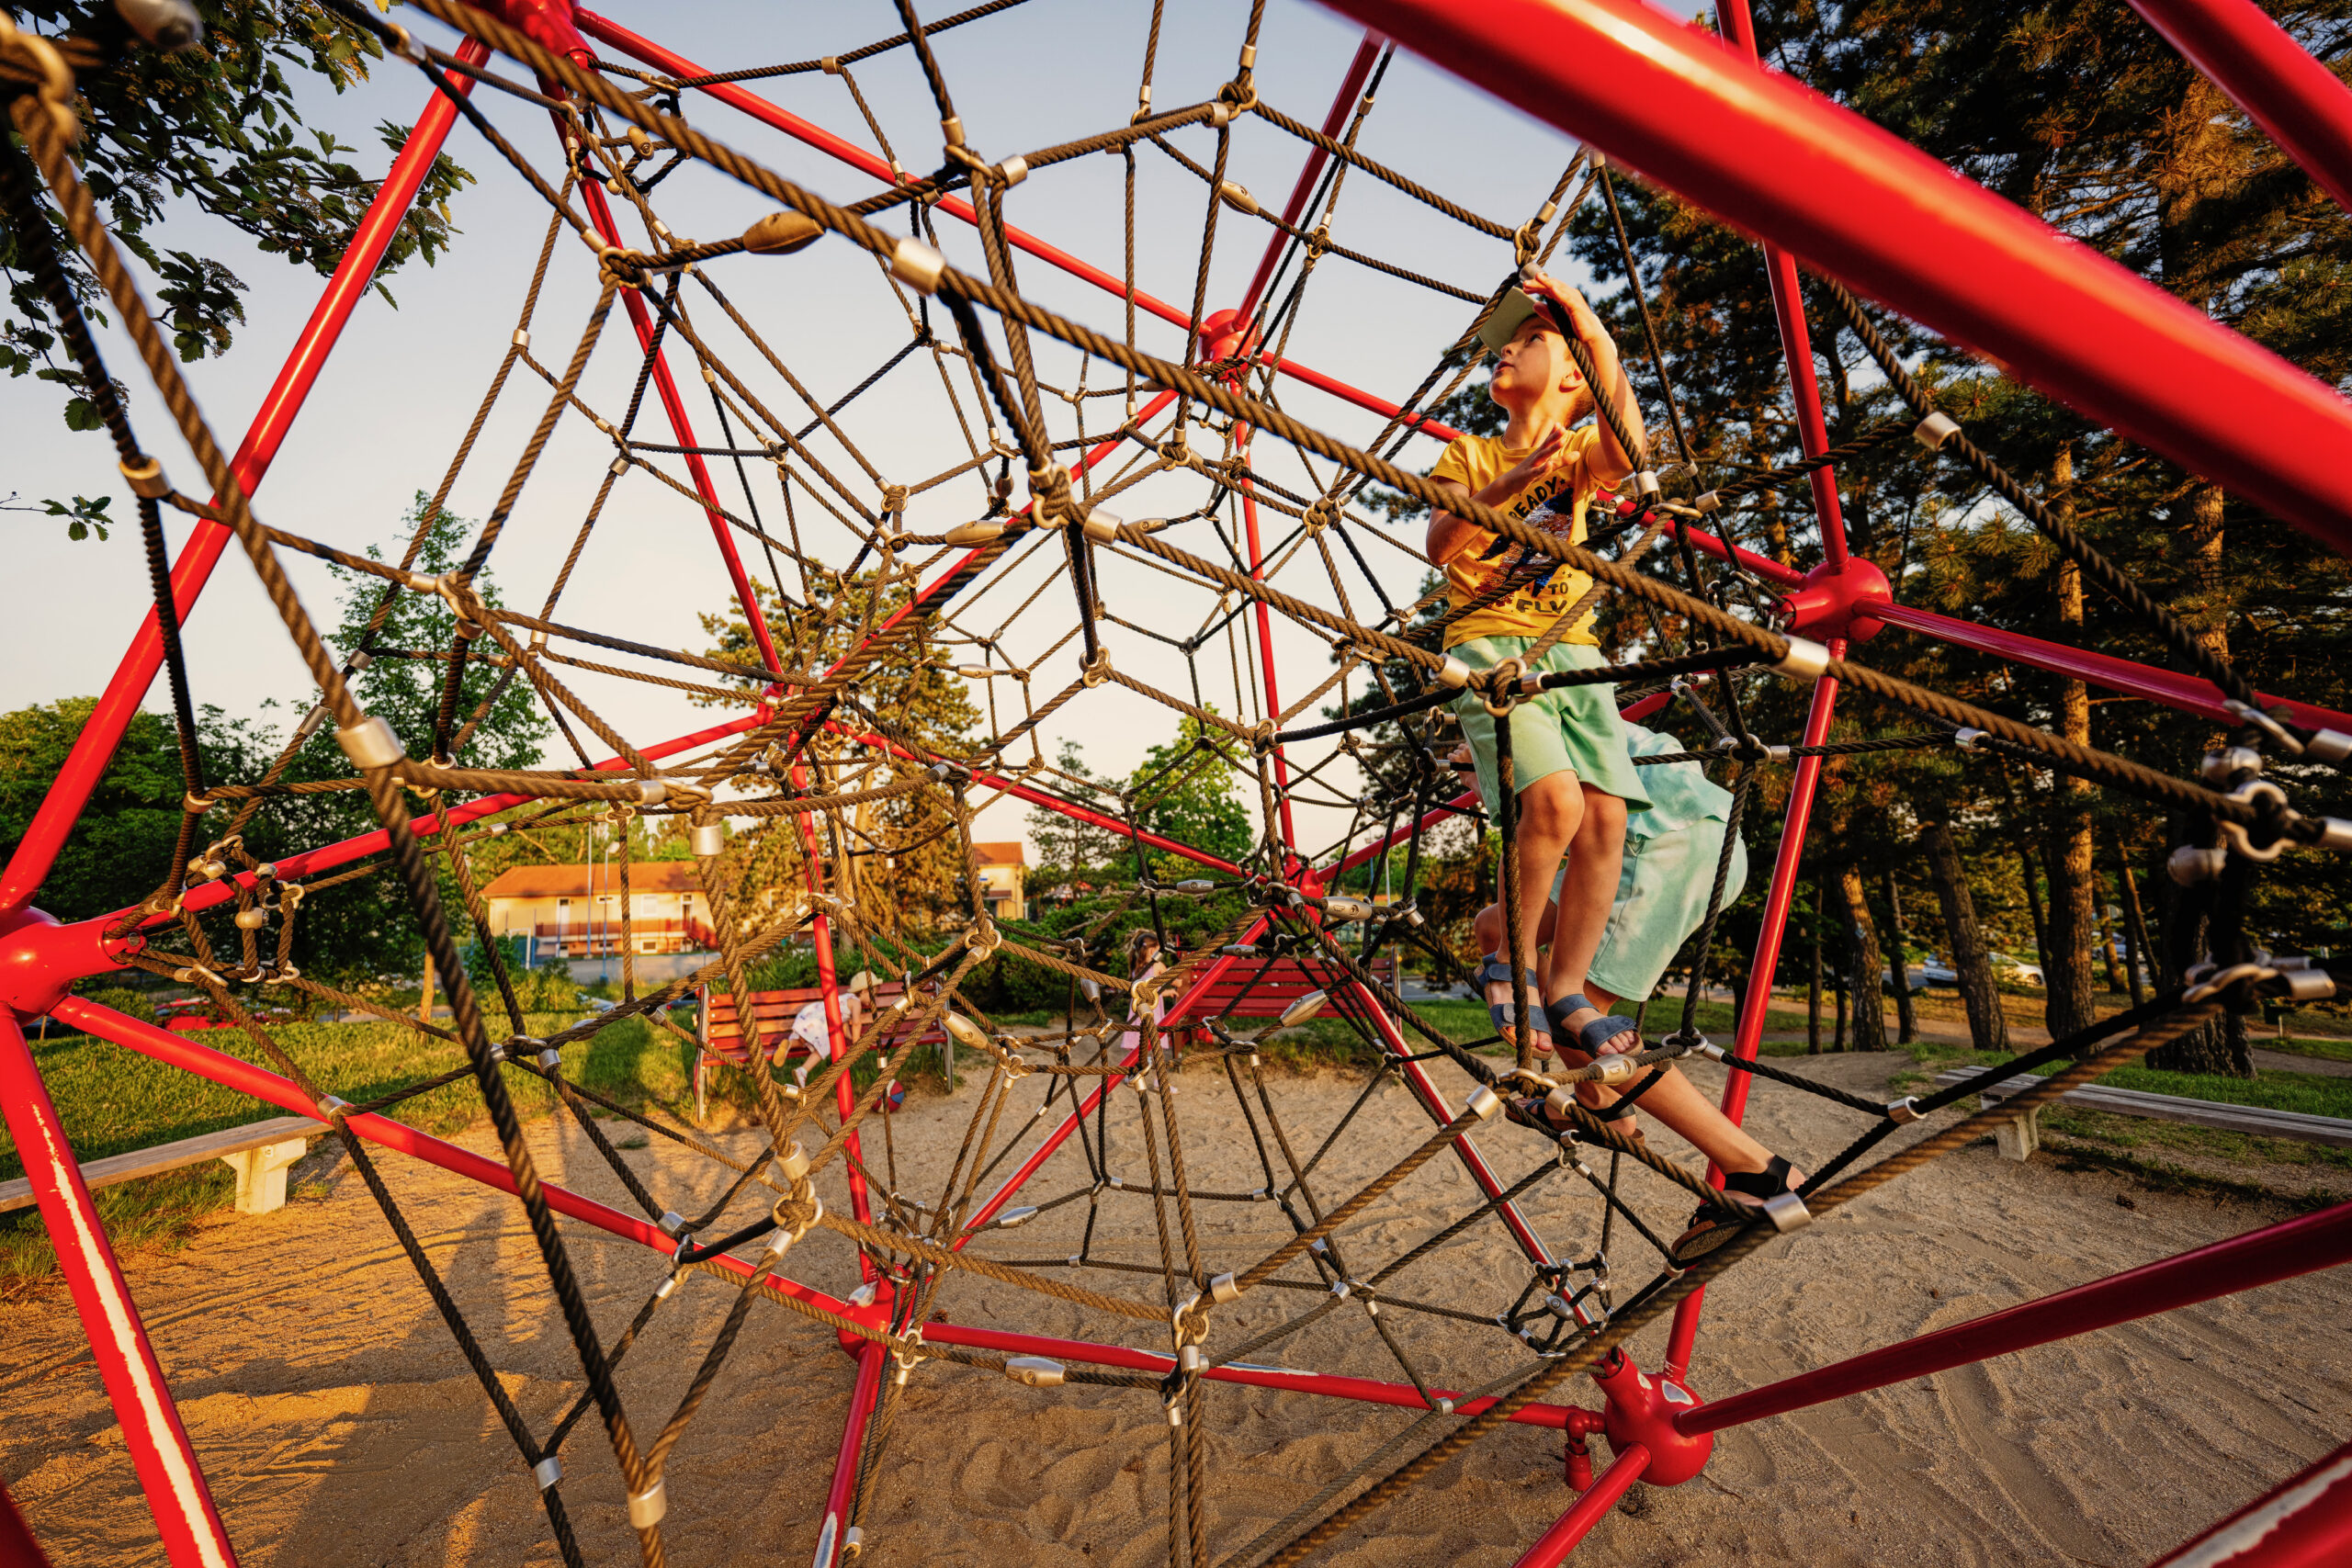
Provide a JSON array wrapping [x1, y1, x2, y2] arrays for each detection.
[[0, 696, 269, 921], [1128, 711, 1255, 874], [1025, 739, 1125, 877], [695, 578, 980, 939], [3, 2, 471, 525]]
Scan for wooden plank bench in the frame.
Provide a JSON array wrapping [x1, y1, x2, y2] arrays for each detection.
[[1933, 1066, 2352, 1161], [695, 981, 946, 1122], [1159, 954, 1400, 1042], [0, 1115, 322, 1218]]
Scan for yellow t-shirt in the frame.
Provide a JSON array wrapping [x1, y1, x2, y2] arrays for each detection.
[[1430, 425, 1606, 646]]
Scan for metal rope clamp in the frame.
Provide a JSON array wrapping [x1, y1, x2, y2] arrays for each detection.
[[768, 1187, 824, 1258], [1080, 649, 1114, 688], [2215, 779, 2293, 863], [1482, 660, 1525, 719]]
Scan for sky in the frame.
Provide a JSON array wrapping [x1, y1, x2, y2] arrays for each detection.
[[0, 0, 1713, 873]]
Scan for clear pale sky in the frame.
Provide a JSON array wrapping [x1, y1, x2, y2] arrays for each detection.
[[0, 0, 1710, 866]]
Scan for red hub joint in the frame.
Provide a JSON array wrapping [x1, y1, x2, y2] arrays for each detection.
[[834, 1279, 900, 1359], [1778, 556, 1891, 644], [0, 908, 138, 1025], [1591, 1350, 1713, 1486], [1198, 310, 1263, 382]]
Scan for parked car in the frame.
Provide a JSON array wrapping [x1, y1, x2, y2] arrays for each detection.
[[1991, 953, 2045, 986]]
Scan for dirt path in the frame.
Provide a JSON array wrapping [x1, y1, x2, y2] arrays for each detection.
[[0, 1048, 2344, 1567]]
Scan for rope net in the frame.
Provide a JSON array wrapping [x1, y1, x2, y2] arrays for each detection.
[[2, 2, 2344, 1564]]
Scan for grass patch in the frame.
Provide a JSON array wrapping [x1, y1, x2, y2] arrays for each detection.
[[1, 1010, 692, 1288], [2267, 1034, 2352, 1065]]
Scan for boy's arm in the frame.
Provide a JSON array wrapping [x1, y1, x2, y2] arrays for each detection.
[[1425, 431, 1566, 566], [1526, 272, 1645, 486]]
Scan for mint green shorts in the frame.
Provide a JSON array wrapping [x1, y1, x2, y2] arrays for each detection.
[[1581, 814, 1748, 1003], [1452, 637, 1653, 817]]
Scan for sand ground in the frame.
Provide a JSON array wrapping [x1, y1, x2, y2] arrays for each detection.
[[1, 1046, 2345, 1567]]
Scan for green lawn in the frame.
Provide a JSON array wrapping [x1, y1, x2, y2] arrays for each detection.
[[1, 1010, 693, 1288]]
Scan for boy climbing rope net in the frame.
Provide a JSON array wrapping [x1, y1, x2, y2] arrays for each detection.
[[1428, 272, 1800, 1260]]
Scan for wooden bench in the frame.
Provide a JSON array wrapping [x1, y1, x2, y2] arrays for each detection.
[[695, 981, 946, 1122], [1933, 1066, 2352, 1161], [0, 1115, 322, 1218], [1159, 954, 1399, 1041]]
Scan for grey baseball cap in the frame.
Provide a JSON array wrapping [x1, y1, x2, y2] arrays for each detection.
[[1477, 288, 1557, 355]]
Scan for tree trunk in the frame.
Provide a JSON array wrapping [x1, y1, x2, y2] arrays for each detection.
[[1883, 869, 1917, 1045], [2095, 881, 2127, 995], [1832, 962, 1849, 1052], [2145, 856, 2256, 1077], [419, 950, 435, 1024], [1838, 864, 1890, 1053], [2116, 841, 2151, 1008], [2018, 849, 2051, 976], [1927, 821, 2009, 1052], [2044, 454, 2100, 1041], [1807, 886, 1824, 1055]]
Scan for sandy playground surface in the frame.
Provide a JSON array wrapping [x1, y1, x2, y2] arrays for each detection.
[[1, 1047, 2346, 1567]]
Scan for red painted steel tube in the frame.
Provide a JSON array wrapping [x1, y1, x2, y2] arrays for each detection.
[[1237, 434, 1301, 851], [796, 753, 875, 1244], [814, 1341, 885, 1568], [915, 1320, 1577, 1429], [569, 10, 1460, 443], [1317, 0, 2352, 558], [1679, 1201, 2352, 1438], [2148, 1435, 2352, 1568], [958, 929, 1269, 1234], [0, 1017, 237, 1568], [0, 43, 492, 919], [1679, 520, 1806, 589], [1236, 32, 1386, 323], [1878, 601, 2352, 735], [1663, 648, 1843, 1381], [574, 178, 785, 676], [1717, 0, 1851, 573], [1508, 1445, 1651, 1567], [2128, 0, 2352, 218], [0, 1472, 54, 1568], [53, 997, 1592, 1436], [1342, 975, 1555, 1267]]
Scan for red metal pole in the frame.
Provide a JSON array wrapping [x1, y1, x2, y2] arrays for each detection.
[[1713, 0, 1849, 570], [2147, 1434, 2352, 1568], [958, 927, 1269, 1234], [1235, 32, 1385, 324], [0, 1017, 236, 1568], [1236, 432, 1300, 851], [55, 996, 1588, 1433], [2126, 0, 2352, 218], [813, 1341, 886, 1568], [571, 178, 785, 677], [1342, 976, 1555, 1268], [1314, 0, 2352, 558], [0, 41, 492, 919], [1508, 1446, 1651, 1567], [1663, 651, 1843, 1381], [0, 1473, 54, 1568], [1878, 601, 2352, 735], [568, 11, 1459, 444], [918, 1319, 1582, 1429], [1677, 1201, 2352, 1438]]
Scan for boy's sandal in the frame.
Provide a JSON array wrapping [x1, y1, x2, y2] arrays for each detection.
[[1668, 1156, 1800, 1266], [1477, 953, 1554, 1055], [1545, 993, 1642, 1056]]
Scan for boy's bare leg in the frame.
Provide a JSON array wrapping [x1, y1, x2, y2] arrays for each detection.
[[1492, 771, 1580, 1054], [1565, 981, 1781, 1179], [1541, 784, 1624, 1007]]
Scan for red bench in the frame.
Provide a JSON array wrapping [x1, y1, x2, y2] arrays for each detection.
[[693, 980, 945, 1122], [1155, 953, 1400, 1042]]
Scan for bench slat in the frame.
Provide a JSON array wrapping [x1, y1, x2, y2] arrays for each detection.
[[0, 1114, 322, 1214], [1933, 1067, 2352, 1148]]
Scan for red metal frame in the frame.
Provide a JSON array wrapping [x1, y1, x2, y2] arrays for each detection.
[[2126, 0, 2352, 218], [9, 3, 2352, 1562], [2148, 1435, 2352, 1568]]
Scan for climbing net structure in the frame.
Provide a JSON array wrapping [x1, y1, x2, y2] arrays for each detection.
[[4, 0, 2352, 1563]]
